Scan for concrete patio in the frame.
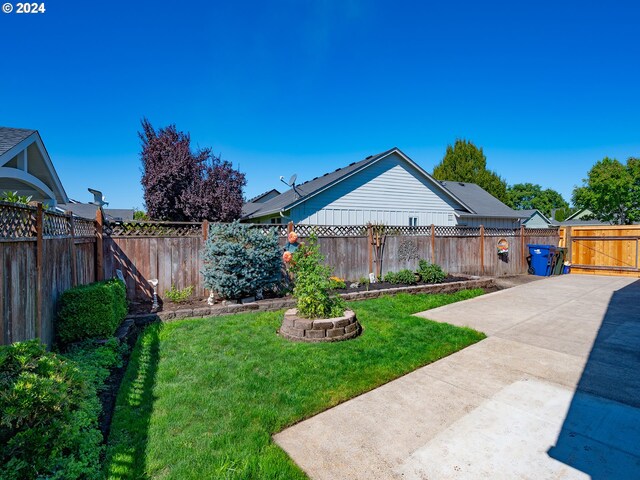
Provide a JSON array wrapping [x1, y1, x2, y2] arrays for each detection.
[[274, 274, 640, 479]]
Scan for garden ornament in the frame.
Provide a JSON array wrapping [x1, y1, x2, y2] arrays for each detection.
[[149, 278, 159, 311]]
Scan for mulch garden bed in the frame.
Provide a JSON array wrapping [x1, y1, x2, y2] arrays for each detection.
[[127, 274, 470, 316]]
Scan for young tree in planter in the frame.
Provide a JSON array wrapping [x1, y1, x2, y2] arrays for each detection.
[[139, 118, 246, 221], [289, 235, 346, 319], [202, 222, 281, 300]]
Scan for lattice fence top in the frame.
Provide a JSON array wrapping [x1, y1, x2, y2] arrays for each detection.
[[105, 221, 203, 237], [74, 218, 96, 237], [291, 224, 368, 237], [525, 227, 561, 236], [43, 211, 71, 237], [0, 201, 37, 239]]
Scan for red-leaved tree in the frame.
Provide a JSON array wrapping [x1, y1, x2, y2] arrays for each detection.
[[139, 119, 246, 221]]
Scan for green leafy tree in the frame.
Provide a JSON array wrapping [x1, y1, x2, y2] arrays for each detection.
[[432, 139, 509, 204], [572, 157, 640, 225], [507, 183, 569, 218], [133, 208, 148, 220]]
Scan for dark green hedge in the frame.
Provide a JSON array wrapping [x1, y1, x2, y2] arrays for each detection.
[[57, 279, 127, 346], [0, 339, 125, 479]]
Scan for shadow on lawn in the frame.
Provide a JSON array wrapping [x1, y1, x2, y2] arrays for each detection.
[[548, 279, 640, 479], [104, 324, 161, 480]]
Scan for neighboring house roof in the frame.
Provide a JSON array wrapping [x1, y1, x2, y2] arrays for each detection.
[[242, 147, 522, 221], [247, 188, 281, 203], [439, 181, 525, 218], [0, 127, 68, 204], [0, 127, 35, 157], [565, 208, 591, 221], [58, 201, 134, 221], [242, 189, 282, 216], [518, 209, 554, 224]]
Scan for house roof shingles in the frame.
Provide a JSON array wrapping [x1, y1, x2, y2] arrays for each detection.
[[243, 148, 398, 219], [436, 181, 523, 218], [0, 127, 36, 157], [243, 148, 523, 221]]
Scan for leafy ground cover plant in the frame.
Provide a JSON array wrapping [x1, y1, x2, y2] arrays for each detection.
[[384, 269, 417, 285], [417, 260, 447, 284], [289, 235, 345, 318], [0, 339, 125, 480], [57, 279, 127, 346], [164, 285, 194, 303], [202, 222, 281, 300]]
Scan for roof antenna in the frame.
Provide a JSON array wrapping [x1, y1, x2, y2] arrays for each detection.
[[279, 174, 299, 198]]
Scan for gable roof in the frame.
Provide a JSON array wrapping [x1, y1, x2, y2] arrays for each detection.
[[0, 127, 36, 157], [0, 126, 68, 204], [439, 181, 524, 218], [243, 147, 473, 219], [518, 209, 554, 224], [247, 188, 281, 203]]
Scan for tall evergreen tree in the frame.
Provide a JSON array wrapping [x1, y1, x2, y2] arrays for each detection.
[[432, 139, 509, 204]]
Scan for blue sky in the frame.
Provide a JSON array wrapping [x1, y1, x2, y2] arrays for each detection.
[[1, 1, 639, 208]]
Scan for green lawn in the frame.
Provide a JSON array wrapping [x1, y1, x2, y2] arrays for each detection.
[[105, 290, 485, 479]]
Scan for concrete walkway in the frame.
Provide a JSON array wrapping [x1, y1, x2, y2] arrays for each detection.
[[274, 275, 640, 479]]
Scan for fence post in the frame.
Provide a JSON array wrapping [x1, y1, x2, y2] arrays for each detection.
[[68, 213, 77, 287], [480, 225, 485, 276], [202, 220, 209, 241], [287, 221, 294, 235], [520, 225, 526, 272], [566, 226, 572, 266], [35, 203, 43, 342], [430, 224, 435, 263], [368, 224, 373, 274], [95, 208, 104, 281]]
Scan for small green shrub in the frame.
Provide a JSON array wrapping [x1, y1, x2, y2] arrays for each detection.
[[384, 269, 417, 285], [290, 235, 346, 319], [383, 271, 398, 284], [202, 221, 282, 300], [396, 269, 417, 285], [417, 259, 447, 284], [164, 285, 194, 303], [57, 279, 127, 346], [0, 339, 123, 479]]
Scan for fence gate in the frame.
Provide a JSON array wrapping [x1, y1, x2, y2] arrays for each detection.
[[560, 226, 640, 277]]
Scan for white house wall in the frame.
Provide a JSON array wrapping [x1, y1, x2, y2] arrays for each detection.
[[290, 153, 461, 226]]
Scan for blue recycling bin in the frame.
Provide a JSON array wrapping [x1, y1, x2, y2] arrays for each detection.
[[527, 244, 557, 276]]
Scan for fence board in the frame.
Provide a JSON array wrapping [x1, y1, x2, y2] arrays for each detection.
[[565, 225, 640, 277]]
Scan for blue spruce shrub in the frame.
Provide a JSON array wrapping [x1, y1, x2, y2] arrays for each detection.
[[202, 222, 282, 300]]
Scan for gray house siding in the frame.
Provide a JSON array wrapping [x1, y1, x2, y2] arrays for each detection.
[[523, 212, 552, 228], [289, 152, 459, 226]]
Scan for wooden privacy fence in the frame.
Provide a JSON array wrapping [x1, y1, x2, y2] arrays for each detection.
[[104, 220, 559, 301], [1, 199, 561, 346], [0, 201, 96, 346], [559, 225, 640, 277]]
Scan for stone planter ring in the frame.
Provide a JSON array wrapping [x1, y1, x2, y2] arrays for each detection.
[[279, 309, 361, 342]]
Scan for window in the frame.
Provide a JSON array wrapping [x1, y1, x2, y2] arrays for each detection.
[[270, 217, 282, 224], [409, 217, 418, 226]]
